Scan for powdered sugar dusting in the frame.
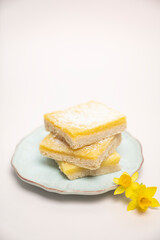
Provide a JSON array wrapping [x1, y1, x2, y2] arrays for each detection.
[[49, 101, 125, 130]]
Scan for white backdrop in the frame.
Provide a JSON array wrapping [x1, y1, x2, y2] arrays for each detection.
[[1, 0, 160, 240]]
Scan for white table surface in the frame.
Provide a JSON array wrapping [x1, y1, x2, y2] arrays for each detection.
[[1, 0, 160, 239]]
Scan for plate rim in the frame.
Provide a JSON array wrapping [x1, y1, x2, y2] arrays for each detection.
[[11, 127, 144, 195]]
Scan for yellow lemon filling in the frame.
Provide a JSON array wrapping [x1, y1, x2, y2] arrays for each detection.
[[39, 133, 118, 160], [44, 101, 126, 138], [57, 152, 120, 175]]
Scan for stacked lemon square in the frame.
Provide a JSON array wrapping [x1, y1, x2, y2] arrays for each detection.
[[39, 101, 127, 180]]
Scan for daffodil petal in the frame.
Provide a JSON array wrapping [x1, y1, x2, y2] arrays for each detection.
[[127, 200, 137, 211], [131, 172, 139, 182], [150, 198, 160, 208], [114, 186, 125, 195], [138, 184, 146, 195], [125, 182, 140, 198], [125, 187, 133, 198], [113, 178, 119, 184], [131, 182, 140, 189], [122, 172, 130, 176], [146, 187, 157, 198]]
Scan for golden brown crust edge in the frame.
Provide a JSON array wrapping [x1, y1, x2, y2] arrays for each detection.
[[44, 119, 126, 149]]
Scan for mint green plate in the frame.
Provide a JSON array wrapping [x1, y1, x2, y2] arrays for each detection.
[[11, 127, 144, 195]]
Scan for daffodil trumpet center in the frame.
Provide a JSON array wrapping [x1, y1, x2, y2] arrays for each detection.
[[119, 174, 131, 187], [138, 196, 151, 210]]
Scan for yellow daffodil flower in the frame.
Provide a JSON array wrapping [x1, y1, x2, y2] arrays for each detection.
[[113, 171, 139, 197], [127, 183, 160, 212]]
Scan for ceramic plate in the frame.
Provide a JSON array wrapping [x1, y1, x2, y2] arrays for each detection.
[[11, 127, 144, 195]]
